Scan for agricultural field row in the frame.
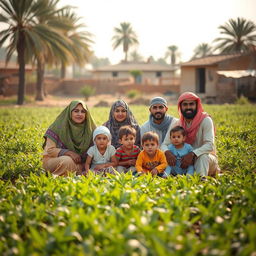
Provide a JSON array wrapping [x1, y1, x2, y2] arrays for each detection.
[[0, 104, 256, 255]]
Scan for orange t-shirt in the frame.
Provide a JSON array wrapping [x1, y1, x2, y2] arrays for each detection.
[[135, 149, 167, 173]]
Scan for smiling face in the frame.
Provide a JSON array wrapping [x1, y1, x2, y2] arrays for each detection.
[[180, 100, 197, 120], [113, 106, 127, 122], [71, 103, 86, 124]]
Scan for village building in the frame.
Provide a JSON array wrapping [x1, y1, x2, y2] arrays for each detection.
[[92, 61, 180, 86], [180, 52, 256, 103]]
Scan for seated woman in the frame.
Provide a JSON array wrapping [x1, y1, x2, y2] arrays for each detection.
[[42, 100, 96, 176], [103, 99, 141, 149]]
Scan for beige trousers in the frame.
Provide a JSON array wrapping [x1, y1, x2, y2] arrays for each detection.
[[194, 154, 219, 176], [43, 156, 83, 176], [116, 166, 137, 173]]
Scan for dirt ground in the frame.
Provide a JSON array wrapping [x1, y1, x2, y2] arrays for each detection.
[[0, 93, 178, 107]]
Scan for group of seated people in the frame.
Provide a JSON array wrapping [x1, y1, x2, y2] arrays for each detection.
[[42, 92, 220, 177]]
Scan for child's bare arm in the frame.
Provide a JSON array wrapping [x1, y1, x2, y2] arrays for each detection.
[[84, 155, 92, 173], [94, 155, 118, 170]]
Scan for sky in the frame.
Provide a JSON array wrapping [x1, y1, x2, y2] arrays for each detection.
[[58, 0, 256, 64]]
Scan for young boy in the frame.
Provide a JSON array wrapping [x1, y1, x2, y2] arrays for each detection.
[[136, 131, 167, 176], [164, 126, 194, 176], [115, 125, 140, 173]]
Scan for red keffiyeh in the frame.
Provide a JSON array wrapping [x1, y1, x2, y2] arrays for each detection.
[[178, 92, 209, 144]]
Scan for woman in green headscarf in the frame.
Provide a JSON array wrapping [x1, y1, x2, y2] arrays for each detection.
[[42, 100, 96, 176]]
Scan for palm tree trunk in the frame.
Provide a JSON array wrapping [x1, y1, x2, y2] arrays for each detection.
[[35, 58, 45, 101], [17, 32, 26, 105], [61, 61, 66, 79], [124, 51, 128, 62]]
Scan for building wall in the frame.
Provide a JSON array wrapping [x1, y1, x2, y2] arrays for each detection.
[[93, 70, 174, 85], [180, 67, 196, 92]]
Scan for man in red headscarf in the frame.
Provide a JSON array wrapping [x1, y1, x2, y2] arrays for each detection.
[[161, 92, 219, 176]]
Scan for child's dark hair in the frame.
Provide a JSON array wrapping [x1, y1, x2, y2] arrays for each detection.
[[141, 131, 159, 144], [170, 126, 186, 136], [118, 125, 136, 139]]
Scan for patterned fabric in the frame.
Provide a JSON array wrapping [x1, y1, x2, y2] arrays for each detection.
[[103, 100, 141, 148], [115, 145, 140, 163], [43, 100, 96, 159], [92, 167, 117, 176]]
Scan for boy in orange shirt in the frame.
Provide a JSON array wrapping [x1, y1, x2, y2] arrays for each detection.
[[136, 131, 167, 176]]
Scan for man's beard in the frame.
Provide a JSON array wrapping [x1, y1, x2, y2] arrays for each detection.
[[152, 112, 165, 121], [181, 108, 197, 119]]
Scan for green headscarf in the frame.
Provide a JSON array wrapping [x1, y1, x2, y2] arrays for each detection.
[[44, 100, 96, 156]]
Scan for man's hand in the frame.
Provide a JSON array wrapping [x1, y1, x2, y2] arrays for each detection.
[[180, 152, 196, 169], [165, 151, 176, 166], [64, 151, 81, 164]]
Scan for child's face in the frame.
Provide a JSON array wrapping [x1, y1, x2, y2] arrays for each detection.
[[170, 131, 185, 146], [142, 139, 158, 156], [119, 134, 135, 149], [95, 134, 109, 149]]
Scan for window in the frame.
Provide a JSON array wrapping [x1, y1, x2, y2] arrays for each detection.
[[156, 71, 162, 77], [196, 68, 205, 93], [112, 71, 118, 77]]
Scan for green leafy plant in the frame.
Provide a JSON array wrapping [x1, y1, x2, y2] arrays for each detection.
[[80, 85, 95, 101], [235, 95, 250, 105], [0, 105, 256, 255], [130, 70, 142, 83], [126, 89, 140, 99]]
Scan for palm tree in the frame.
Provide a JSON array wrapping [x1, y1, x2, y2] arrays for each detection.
[[112, 22, 139, 62], [129, 50, 144, 62], [214, 17, 256, 53], [0, 0, 69, 104], [33, 1, 72, 101], [57, 9, 93, 79], [165, 45, 179, 65], [191, 43, 213, 59]]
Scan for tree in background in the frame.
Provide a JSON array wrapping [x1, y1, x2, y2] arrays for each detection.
[[191, 43, 213, 59], [214, 17, 256, 53], [57, 8, 93, 79], [0, 0, 64, 105], [129, 50, 144, 62], [33, 0, 71, 101], [112, 22, 139, 62], [165, 45, 179, 65], [89, 55, 110, 69]]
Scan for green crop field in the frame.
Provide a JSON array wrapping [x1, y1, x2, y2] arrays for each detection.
[[0, 104, 256, 255]]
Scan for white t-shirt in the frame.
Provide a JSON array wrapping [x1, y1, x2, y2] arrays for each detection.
[[87, 145, 116, 168]]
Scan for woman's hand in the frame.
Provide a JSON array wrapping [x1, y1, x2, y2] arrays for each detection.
[[165, 151, 176, 166], [64, 151, 82, 164]]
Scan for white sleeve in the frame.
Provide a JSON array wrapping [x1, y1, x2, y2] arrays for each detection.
[[109, 145, 116, 156], [193, 117, 215, 156], [87, 146, 94, 157]]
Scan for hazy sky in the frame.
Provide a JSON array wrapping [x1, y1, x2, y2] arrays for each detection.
[[2, 0, 255, 64], [59, 0, 256, 64]]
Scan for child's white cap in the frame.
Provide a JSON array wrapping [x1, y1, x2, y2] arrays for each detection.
[[93, 126, 111, 142]]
